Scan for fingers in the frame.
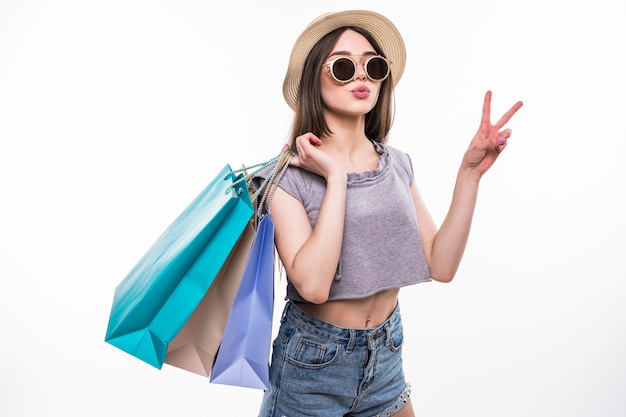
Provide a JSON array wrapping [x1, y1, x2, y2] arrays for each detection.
[[495, 128, 513, 152], [482, 90, 523, 129], [296, 132, 322, 149], [292, 132, 322, 167], [481, 90, 492, 126], [494, 100, 523, 129], [496, 135, 507, 152], [294, 133, 316, 155], [287, 154, 302, 168]]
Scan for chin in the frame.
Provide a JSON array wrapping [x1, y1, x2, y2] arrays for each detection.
[[340, 102, 377, 116]]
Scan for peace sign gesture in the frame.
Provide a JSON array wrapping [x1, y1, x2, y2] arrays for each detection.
[[463, 90, 523, 177]]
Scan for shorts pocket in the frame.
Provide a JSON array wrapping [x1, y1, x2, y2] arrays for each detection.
[[388, 323, 404, 352], [284, 329, 341, 370]]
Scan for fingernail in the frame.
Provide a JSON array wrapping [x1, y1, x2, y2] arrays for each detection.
[[497, 136, 506, 144]]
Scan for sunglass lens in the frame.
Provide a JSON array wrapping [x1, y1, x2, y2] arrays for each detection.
[[366, 57, 389, 81], [332, 58, 356, 82]]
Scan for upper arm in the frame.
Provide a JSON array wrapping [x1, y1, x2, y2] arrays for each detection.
[[267, 185, 312, 276], [410, 181, 438, 267]]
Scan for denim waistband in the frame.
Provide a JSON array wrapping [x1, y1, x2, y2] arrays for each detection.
[[282, 300, 402, 349]]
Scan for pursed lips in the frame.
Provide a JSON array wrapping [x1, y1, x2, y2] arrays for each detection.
[[352, 85, 370, 93], [351, 85, 370, 98]]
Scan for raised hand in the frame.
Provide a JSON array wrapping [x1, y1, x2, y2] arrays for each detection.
[[463, 90, 523, 177], [289, 132, 346, 181]]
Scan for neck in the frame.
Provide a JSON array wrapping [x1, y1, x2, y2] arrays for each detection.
[[321, 112, 369, 152], [318, 113, 380, 173]]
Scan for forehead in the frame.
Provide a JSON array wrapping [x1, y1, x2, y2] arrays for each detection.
[[330, 29, 376, 54]]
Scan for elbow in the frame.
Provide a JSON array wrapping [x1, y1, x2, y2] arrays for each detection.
[[430, 268, 457, 283], [298, 286, 330, 304], [426, 256, 459, 283], [306, 294, 330, 304], [296, 281, 331, 304], [289, 262, 333, 304], [432, 274, 454, 283]]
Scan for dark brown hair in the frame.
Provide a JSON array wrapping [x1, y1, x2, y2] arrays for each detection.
[[288, 26, 395, 148]]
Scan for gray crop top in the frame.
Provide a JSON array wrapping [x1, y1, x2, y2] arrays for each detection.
[[255, 140, 431, 302]]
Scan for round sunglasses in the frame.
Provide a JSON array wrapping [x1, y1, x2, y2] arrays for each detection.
[[322, 55, 391, 84]]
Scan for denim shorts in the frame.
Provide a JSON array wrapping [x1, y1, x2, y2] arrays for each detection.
[[258, 301, 411, 417]]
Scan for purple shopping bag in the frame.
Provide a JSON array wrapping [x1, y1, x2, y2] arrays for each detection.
[[209, 213, 275, 389]]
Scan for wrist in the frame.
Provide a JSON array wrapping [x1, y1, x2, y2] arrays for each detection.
[[458, 165, 482, 186], [326, 171, 348, 185]]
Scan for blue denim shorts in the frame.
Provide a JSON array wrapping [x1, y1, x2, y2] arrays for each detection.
[[258, 301, 411, 417]]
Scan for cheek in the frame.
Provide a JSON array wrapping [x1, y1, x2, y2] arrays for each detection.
[[320, 76, 340, 106], [370, 85, 382, 101]]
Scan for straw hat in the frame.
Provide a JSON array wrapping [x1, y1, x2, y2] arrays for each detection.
[[282, 10, 407, 110]]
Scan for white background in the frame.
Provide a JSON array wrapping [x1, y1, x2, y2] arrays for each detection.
[[1, 0, 625, 416]]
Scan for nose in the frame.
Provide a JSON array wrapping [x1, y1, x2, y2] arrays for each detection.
[[354, 61, 367, 80]]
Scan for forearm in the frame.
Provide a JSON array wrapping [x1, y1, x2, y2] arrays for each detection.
[[291, 173, 347, 303], [429, 167, 481, 282]]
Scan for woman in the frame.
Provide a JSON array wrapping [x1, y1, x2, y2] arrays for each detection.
[[256, 10, 523, 417]]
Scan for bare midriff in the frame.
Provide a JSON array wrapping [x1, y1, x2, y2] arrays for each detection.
[[293, 288, 400, 329]]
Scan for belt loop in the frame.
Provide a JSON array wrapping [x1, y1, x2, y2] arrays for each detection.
[[281, 301, 290, 322], [385, 324, 392, 347], [347, 329, 356, 353]]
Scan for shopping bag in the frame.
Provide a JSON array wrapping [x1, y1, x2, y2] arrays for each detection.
[[163, 222, 255, 376], [163, 150, 290, 377], [105, 164, 254, 369], [209, 212, 276, 389], [208, 151, 291, 389]]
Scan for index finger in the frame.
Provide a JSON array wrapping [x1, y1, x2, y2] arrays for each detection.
[[494, 100, 524, 129]]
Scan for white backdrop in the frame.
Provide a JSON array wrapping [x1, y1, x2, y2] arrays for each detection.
[[1, 0, 625, 416]]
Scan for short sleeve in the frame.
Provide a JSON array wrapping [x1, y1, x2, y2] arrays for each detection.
[[385, 145, 415, 186]]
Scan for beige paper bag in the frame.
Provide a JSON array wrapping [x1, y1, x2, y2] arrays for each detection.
[[164, 222, 255, 376]]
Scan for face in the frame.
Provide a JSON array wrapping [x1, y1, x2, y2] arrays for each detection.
[[320, 29, 384, 117]]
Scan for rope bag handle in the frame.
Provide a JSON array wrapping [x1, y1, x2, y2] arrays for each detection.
[[224, 145, 293, 221]]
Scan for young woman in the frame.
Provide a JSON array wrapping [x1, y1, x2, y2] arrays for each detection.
[[255, 10, 523, 417]]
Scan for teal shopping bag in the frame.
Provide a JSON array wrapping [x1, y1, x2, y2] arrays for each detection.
[[105, 164, 254, 369]]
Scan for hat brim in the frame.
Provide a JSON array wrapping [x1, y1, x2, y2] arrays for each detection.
[[282, 10, 406, 110]]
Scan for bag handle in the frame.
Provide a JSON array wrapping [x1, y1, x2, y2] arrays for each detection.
[[224, 145, 293, 219], [226, 154, 282, 196], [257, 148, 292, 218]]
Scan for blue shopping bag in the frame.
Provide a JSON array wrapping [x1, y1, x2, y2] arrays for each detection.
[[105, 164, 254, 369], [209, 212, 275, 389]]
